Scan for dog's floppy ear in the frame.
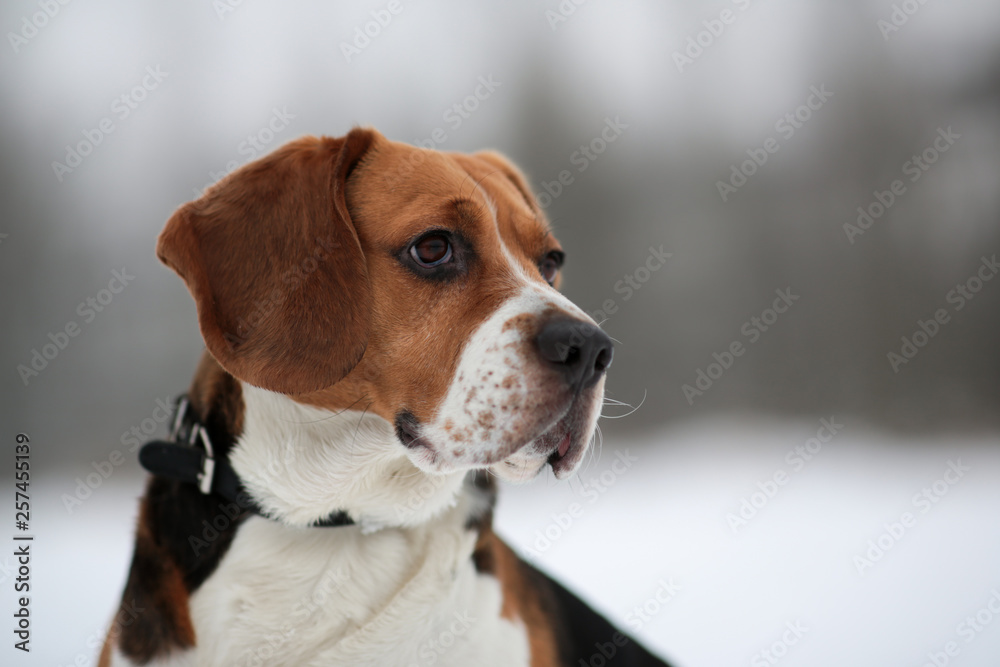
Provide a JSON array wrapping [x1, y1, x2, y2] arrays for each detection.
[[157, 129, 376, 394]]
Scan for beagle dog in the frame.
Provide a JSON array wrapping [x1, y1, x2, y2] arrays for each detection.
[[102, 128, 670, 666]]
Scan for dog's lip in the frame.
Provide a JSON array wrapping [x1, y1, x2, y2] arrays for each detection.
[[556, 432, 571, 457], [397, 396, 591, 476], [395, 410, 422, 448], [542, 415, 586, 479]]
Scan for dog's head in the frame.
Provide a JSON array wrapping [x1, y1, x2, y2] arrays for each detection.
[[158, 128, 611, 501]]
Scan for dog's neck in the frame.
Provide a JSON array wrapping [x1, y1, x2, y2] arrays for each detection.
[[183, 495, 526, 666], [109, 356, 535, 666], [233, 383, 476, 532], [176, 384, 526, 665]]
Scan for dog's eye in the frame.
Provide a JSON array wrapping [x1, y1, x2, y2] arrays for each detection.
[[410, 234, 452, 267], [539, 251, 564, 285]]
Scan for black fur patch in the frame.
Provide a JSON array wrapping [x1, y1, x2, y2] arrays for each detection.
[[115, 373, 245, 660], [524, 561, 674, 666]]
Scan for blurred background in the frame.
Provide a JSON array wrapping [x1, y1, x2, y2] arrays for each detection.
[[1, 1, 998, 665]]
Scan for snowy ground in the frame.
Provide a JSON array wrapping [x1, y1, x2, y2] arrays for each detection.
[[5, 417, 999, 666]]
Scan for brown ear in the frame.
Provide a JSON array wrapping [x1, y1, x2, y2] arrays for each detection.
[[157, 129, 376, 394], [474, 150, 540, 213]]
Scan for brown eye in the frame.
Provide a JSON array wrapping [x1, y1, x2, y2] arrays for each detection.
[[410, 234, 452, 267], [540, 251, 563, 285]]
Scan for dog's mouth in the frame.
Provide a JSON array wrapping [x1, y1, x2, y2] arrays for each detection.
[[395, 410, 421, 448], [396, 391, 598, 481], [555, 432, 572, 458], [534, 405, 593, 479]]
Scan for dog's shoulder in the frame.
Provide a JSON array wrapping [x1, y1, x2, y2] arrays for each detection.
[[471, 484, 670, 667]]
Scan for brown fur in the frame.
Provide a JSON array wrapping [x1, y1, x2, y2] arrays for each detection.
[[295, 136, 562, 429], [114, 497, 197, 662], [156, 131, 374, 395], [474, 526, 562, 667], [188, 351, 244, 436], [157, 127, 562, 428]]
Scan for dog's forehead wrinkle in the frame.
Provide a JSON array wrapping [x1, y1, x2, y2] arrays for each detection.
[[462, 157, 540, 220], [439, 158, 550, 285], [468, 185, 528, 284]]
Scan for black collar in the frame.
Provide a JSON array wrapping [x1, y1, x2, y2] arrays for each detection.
[[138, 395, 355, 528]]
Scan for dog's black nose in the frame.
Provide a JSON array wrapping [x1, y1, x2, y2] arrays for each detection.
[[535, 317, 614, 390]]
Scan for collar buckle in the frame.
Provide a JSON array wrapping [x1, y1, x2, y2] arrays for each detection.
[[171, 396, 216, 495], [141, 393, 354, 528]]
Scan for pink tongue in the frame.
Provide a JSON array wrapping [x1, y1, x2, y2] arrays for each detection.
[[557, 434, 571, 457]]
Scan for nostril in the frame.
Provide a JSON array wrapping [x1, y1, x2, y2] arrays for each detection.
[[539, 329, 577, 365], [594, 347, 612, 374], [564, 346, 581, 366], [535, 317, 614, 390]]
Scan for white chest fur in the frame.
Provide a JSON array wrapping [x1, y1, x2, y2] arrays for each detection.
[[185, 510, 529, 666], [117, 385, 531, 666], [111, 506, 530, 667], [110, 386, 531, 665]]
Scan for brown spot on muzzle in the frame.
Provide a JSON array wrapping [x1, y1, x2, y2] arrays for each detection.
[[501, 312, 535, 335], [476, 410, 496, 429]]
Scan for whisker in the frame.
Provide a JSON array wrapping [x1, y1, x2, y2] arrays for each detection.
[[600, 389, 646, 419], [602, 398, 631, 406], [290, 394, 369, 425], [592, 423, 603, 465], [348, 399, 374, 459]]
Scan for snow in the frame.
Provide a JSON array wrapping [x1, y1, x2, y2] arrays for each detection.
[[6, 417, 999, 666]]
